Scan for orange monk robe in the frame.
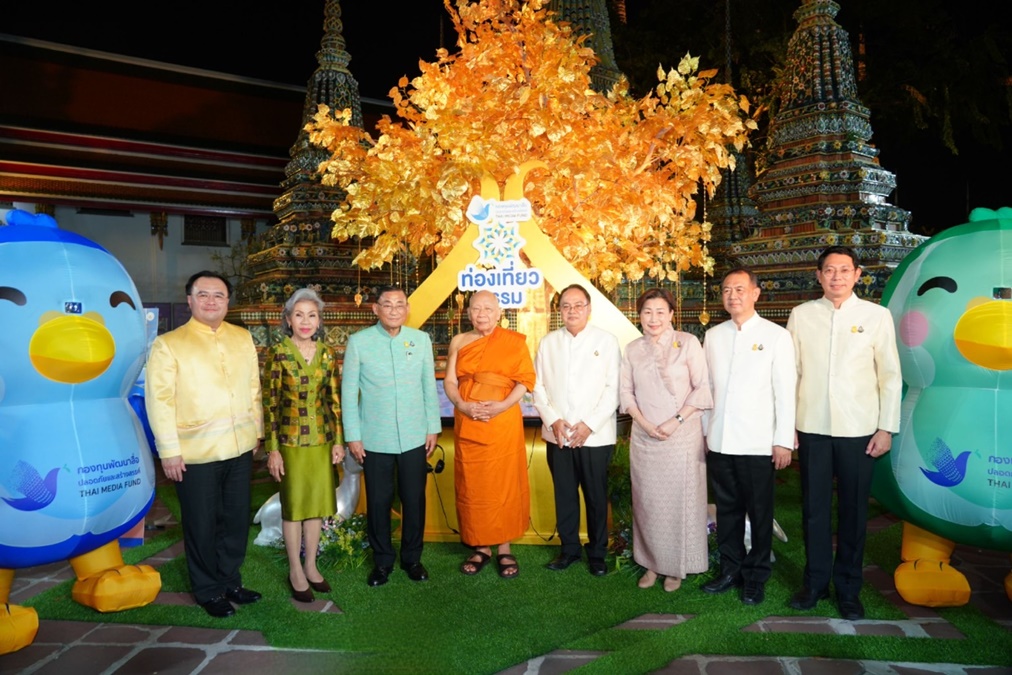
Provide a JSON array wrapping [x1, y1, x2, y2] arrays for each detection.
[[453, 326, 536, 546]]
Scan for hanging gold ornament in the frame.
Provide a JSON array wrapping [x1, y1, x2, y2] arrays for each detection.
[[699, 190, 710, 326], [699, 268, 710, 325], [355, 241, 363, 307], [674, 269, 682, 331]]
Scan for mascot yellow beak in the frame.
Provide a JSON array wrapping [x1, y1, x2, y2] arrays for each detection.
[[953, 300, 1012, 370], [29, 314, 115, 383]]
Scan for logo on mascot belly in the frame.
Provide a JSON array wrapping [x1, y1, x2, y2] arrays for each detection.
[[1, 460, 61, 511], [919, 438, 971, 488]]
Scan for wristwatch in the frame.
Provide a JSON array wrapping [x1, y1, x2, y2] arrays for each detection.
[[675, 413, 685, 424]]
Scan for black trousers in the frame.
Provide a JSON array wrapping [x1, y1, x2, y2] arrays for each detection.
[[363, 445, 427, 568], [706, 452, 775, 583], [546, 442, 614, 560], [797, 432, 875, 599], [174, 452, 253, 604]]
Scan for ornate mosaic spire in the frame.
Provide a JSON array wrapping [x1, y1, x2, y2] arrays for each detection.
[[548, 0, 623, 92], [727, 0, 922, 321], [279, 0, 362, 194], [751, 0, 909, 225], [710, 153, 761, 249], [232, 0, 391, 355]]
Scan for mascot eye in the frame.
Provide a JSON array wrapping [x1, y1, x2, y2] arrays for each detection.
[[0, 286, 27, 306], [916, 276, 957, 296], [109, 291, 136, 309]]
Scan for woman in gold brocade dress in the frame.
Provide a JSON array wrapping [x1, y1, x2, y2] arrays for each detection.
[[264, 288, 345, 602]]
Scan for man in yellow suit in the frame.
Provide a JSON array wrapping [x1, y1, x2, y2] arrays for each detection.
[[146, 271, 263, 618]]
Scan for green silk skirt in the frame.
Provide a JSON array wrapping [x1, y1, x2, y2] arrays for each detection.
[[279, 444, 337, 521]]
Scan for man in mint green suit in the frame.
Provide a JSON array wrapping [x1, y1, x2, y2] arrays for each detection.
[[342, 286, 442, 587]]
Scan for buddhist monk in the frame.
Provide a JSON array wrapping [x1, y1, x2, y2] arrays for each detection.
[[444, 290, 536, 579]]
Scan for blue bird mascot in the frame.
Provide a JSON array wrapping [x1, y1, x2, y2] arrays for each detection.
[[873, 207, 1012, 607], [0, 210, 161, 653]]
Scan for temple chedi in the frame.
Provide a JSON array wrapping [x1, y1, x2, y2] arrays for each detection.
[[547, 0, 623, 93], [725, 0, 923, 323], [231, 0, 400, 355]]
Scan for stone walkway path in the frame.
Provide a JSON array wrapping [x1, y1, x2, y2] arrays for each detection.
[[502, 512, 1011, 675], [2, 498, 1009, 674]]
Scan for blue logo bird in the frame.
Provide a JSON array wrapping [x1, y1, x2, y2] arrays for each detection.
[[2, 460, 60, 511], [466, 197, 493, 224], [919, 437, 971, 488]]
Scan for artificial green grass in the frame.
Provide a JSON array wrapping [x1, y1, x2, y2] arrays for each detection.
[[26, 467, 1012, 674]]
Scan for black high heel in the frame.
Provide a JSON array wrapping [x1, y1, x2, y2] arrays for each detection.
[[289, 578, 314, 603], [307, 578, 331, 593]]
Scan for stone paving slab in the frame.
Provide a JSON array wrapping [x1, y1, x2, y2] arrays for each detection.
[[616, 613, 695, 630], [288, 596, 343, 613], [505, 654, 1012, 675], [744, 614, 966, 638], [3, 618, 363, 675], [30, 644, 137, 675], [496, 650, 608, 675], [110, 646, 208, 675]]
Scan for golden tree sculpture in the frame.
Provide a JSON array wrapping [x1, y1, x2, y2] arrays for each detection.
[[307, 0, 755, 291]]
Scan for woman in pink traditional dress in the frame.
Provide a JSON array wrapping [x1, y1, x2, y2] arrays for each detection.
[[620, 288, 713, 592]]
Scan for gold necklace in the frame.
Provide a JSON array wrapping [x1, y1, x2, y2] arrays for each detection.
[[292, 337, 317, 362]]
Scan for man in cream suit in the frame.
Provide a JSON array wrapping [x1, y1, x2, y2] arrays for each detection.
[[533, 284, 621, 576]]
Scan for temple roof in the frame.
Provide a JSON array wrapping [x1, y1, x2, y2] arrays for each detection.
[[0, 29, 387, 217]]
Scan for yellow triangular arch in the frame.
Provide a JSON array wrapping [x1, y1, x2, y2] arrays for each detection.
[[407, 161, 641, 347]]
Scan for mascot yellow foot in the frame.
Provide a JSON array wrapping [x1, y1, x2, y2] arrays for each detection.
[[0, 568, 39, 655], [69, 541, 161, 613], [894, 522, 971, 607], [894, 560, 972, 607], [0, 604, 38, 655]]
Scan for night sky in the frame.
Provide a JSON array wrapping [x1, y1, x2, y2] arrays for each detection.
[[4, 1, 1009, 232], [2, 1, 449, 100]]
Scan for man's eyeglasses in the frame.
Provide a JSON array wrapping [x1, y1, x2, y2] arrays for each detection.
[[193, 291, 227, 303], [560, 302, 589, 312], [377, 303, 408, 312]]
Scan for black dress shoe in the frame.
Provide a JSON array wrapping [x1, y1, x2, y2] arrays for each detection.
[[546, 554, 581, 571], [702, 574, 741, 594], [837, 596, 865, 620], [224, 586, 262, 604], [199, 595, 235, 618], [788, 587, 830, 610], [368, 565, 393, 587], [588, 559, 607, 576], [741, 581, 765, 605], [289, 579, 314, 603], [402, 562, 429, 582]]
